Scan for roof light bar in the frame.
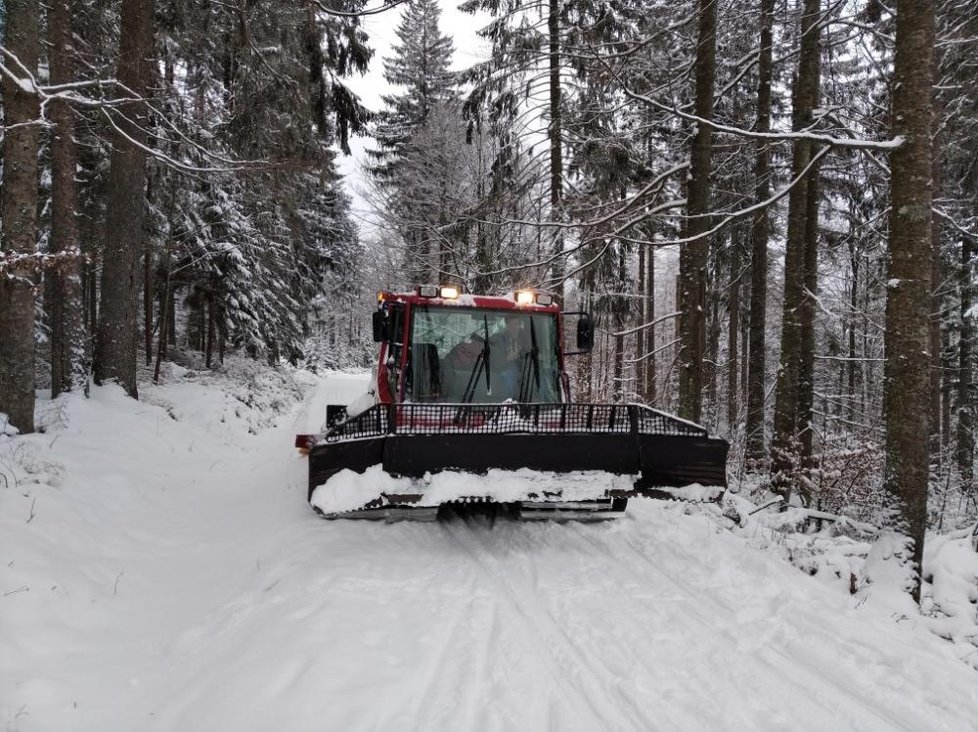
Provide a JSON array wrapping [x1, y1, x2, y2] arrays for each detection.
[[515, 290, 535, 306], [439, 286, 460, 299]]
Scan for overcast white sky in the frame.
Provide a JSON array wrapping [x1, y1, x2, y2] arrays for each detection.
[[336, 1, 492, 231]]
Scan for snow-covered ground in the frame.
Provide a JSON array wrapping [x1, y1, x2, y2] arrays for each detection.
[[2, 364, 978, 731]]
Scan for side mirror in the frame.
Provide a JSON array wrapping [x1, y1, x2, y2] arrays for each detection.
[[372, 310, 388, 343], [326, 404, 348, 429], [576, 314, 594, 352]]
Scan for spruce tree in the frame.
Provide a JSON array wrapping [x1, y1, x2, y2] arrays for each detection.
[[365, 0, 463, 284], [368, 0, 456, 180]]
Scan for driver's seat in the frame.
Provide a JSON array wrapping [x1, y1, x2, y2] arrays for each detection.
[[409, 342, 441, 400]]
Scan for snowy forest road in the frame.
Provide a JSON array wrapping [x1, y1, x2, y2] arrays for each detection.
[[4, 371, 978, 732]]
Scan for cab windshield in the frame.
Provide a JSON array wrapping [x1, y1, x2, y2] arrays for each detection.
[[407, 306, 561, 403]]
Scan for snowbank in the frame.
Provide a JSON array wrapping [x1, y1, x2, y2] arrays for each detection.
[[720, 491, 978, 669], [1, 359, 319, 731]]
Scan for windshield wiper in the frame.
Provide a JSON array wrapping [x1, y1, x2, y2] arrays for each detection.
[[518, 317, 540, 403], [460, 315, 491, 404]]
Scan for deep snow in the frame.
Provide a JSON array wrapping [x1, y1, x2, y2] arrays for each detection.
[[2, 365, 978, 732]]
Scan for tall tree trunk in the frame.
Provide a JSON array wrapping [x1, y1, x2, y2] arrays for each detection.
[[941, 326, 952, 451], [637, 244, 646, 398], [704, 249, 721, 420], [745, 0, 775, 462], [94, 0, 154, 397], [547, 0, 564, 303], [930, 226, 943, 457], [144, 238, 154, 366], [770, 0, 821, 501], [882, 0, 935, 604], [930, 50, 944, 458], [48, 0, 87, 397], [153, 256, 171, 384], [728, 231, 741, 430], [218, 307, 226, 365], [740, 284, 749, 408], [474, 136, 491, 293], [613, 241, 628, 400], [678, 0, 716, 423], [847, 244, 859, 422], [575, 289, 593, 402], [956, 236, 975, 483], [206, 293, 216, 369], [798, 21, 825, 465], [0, 0, 40, 433], [613, 323, 625, 400], [644, 246, 656, 404], [798, 156, 822, 462], [862, 266, 871, 418], [87, 254, 99, 338]]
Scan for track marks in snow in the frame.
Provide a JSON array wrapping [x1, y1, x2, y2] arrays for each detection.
[[443, 517, 670, 732], [396, 574, 483, 730]]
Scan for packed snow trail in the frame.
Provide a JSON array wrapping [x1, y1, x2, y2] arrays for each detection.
[[3, 369, 978, 731]]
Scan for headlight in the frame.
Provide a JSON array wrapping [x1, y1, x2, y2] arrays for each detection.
[[515, 290, 535, 306]]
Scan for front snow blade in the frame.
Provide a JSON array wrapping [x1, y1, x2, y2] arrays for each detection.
[[307, 403, 728, 518]]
